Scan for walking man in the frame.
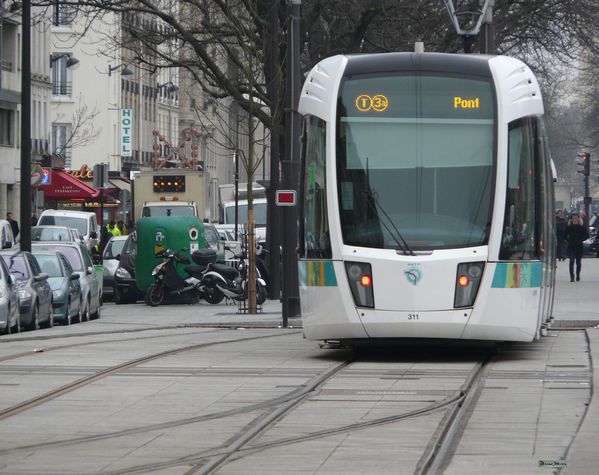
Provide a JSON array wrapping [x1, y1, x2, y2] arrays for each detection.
[[6, 212, 19, 240], [564, 212, 588, 282]]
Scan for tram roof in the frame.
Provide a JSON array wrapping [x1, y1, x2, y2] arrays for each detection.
[[343, 52, 493, 79]]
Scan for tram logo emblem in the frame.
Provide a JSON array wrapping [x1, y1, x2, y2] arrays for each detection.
[[404, 267, 422, 286], [355, 94, 389, 113]]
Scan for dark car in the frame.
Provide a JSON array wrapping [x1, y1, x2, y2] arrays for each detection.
[[32, 251, 82, 325], [0, 251, 53, 331], [114, 232, 142, 304]]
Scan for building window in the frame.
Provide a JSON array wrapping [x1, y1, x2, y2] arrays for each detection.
[[0, 109, 14, 146], [51, 55, 72, 96], [52, 123, 71, 167], [53, 2, 76, 26]]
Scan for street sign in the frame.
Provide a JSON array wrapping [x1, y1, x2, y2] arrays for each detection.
[[276, 190, 296, 206]]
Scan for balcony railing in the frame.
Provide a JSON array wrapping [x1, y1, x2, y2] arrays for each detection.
[[52, 81, 72, 96], [1, 59, 13, 72]]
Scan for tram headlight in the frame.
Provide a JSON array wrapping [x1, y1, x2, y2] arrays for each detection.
[[345, 262, 374, 308], [454, 262, 485, 308]]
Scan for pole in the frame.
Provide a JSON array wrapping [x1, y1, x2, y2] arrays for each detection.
[[99, 188, 104, 263], [19, 0, 32, 252], [282, 0, 302, 326], [584, 175, 591, 231], [267, 0, 282, 301], [480, 0, 495, 54], [234, 151, 239, 241]]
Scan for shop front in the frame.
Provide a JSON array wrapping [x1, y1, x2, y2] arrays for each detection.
[[39, 166, 130, 224]]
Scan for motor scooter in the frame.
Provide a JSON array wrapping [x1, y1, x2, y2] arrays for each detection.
[[202, 245, 267, 305], [145, 248, 224, 306]]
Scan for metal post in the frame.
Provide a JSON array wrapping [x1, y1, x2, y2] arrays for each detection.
[[234, 151, 239, 241], [19, 0, 32, 252], [267, 0, 282, 301], [281, 0, 302, 326], [584, 175, 591, 231], [480, 0, 495, 54]]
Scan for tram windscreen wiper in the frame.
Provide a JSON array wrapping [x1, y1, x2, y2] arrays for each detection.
[[363, 158, 415, 256]]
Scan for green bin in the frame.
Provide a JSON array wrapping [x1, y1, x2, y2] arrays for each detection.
[[94, 264, 104, 297], [135, 216, 206, 292]]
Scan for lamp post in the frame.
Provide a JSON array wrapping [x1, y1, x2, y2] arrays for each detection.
[[234, 151, 239, 240], [19, 0, 31, 251], [108, 64, 133, 77]]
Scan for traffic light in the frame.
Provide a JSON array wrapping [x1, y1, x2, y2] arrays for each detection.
[[577, 153, 591, 176]]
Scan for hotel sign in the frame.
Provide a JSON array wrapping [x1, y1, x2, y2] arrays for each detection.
[[120, 109, 133, 157]]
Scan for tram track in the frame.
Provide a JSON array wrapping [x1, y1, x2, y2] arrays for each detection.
[[0, 328, 227, 363], [90, 349, 497, 475], [0, 330, 298, 422]]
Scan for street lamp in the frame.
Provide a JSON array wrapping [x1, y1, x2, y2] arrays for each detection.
[[18, 0, 31, 251], [50, 53, 79, 68], [108, 64, 133, 76]]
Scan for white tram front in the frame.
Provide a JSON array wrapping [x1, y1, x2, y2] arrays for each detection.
[[297, 53, 555, 343]]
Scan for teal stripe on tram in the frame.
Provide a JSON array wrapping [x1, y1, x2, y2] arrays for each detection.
[[298, 261, 338, 287], [491, 262, 542, 288]]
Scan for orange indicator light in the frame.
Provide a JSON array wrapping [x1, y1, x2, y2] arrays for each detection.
[[458, 275, 469, 287], [360, 275, 372, 287]]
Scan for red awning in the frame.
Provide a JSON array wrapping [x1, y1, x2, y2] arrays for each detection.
[[40, 170, 100, 200]]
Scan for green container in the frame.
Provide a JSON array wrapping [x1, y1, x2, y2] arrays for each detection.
[[135, 216, 206, 292], [94, 264, 104, 297]]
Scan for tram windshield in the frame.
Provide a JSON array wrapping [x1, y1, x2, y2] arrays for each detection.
[[337, 74, 495, 250]]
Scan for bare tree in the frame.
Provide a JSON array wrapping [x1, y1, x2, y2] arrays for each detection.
[[52, 93, 102, 156]]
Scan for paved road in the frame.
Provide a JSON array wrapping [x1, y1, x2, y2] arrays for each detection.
[[0, 259, 597, 474]]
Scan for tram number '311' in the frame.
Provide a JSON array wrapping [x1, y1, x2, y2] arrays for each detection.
[[408, 314, 419, 320]]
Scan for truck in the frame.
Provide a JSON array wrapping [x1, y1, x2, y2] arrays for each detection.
[[132, 169, 208, 222], [217, 182, 267, 242]]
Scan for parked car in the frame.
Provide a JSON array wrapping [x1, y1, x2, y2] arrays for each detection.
[[102, 235, 128, 301], [37, 210, 99, 253], [31, 242, 101, 321], [32, 225, 82, 244], [113, 232, 142, 304], [0, 219, 16, 250], [0, 256, 19, 334], [0, 251, 53, 330], [213, 224, 242, 260], [32, 250, 82, 325]]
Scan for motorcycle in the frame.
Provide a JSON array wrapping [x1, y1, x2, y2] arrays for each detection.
[[145, 248, 224, 306], [583, 226, 599, 257], [202, 244, 267, 305]]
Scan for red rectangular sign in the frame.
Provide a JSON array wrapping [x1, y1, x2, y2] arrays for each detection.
[[276, 190, 296, 206]]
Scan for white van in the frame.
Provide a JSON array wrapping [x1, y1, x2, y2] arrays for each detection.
[[38, 210, 99, 252]]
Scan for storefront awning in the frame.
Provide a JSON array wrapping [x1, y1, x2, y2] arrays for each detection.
[[109, 178, 131, 193], [40, 170, 100, 200]]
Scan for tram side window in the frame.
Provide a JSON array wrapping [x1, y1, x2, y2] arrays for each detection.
[[300, 116, 331, 259], [500, 117, 538, 260]]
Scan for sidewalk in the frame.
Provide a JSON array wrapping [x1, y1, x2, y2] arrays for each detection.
[[552, 256, 599, 325]]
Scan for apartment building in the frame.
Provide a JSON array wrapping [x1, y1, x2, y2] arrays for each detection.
[[0, 4, 51, 222]]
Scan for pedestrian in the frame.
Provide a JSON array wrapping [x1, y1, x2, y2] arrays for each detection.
[[31, 214, 38, 226], [116, 220, 127, 236], [99, 225, 111, 255], [555, 210, 567, 261], [106, 220, 121, 236], [564, 212, 588, 282], [6, 212, 19, 239], [126, 220, 135, 235]]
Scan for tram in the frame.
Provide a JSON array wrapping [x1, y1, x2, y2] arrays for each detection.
[[297, 52, 556, 343]]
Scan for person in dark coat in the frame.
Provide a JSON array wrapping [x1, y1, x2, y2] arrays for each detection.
[[6, 212, 19, 239], [564, 212, 588, 282], [555, 210, 567, 261], [99, 225, 111, 255]]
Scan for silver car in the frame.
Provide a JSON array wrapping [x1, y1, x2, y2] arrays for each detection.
[[0, 251, 53, 331], [102, 235, 128, 300], [32, 242, 101, 322], [0, 257, 19, 334]]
